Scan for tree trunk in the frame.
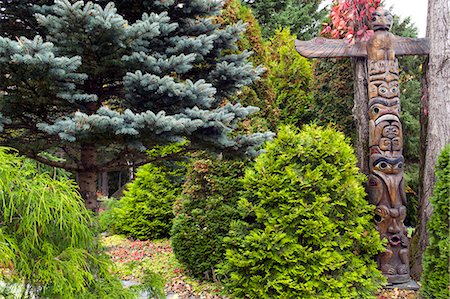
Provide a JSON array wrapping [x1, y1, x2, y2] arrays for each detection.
[[100, 172, 109, 197], [411, 0, 450, 280], [79, 143, 99, 212], [351, 57, 369, 175]]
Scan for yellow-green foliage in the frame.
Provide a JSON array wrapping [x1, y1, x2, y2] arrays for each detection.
[[218, 126, 385, 299], [218, 1, 315, 131], [421, 144, 450, 299], [311, 58, 356, 138], [0, 147, 143, 299], [266, 28, 314, 127]]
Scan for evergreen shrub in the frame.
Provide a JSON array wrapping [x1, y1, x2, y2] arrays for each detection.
[[218, 125, 385, 299], [98, 196, 122, 233], [171, 157, 245, 279], [0, 147, 159, 299], [111, 162, 184, 240], [267, 28, 314, 127], [421, 144, 450, 299]]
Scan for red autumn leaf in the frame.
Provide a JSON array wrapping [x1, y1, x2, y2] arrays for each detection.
[[323, 0, 380, 41]]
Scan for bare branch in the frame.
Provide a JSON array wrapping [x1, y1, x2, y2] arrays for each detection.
[[29, 152, 80, 171]]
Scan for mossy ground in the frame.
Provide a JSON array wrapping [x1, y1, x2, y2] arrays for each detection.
[[101, 235, 228, 299], [101, 234, 419, 299]]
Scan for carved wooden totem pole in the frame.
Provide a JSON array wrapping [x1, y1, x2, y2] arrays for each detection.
[[366, 8, 408, 283], [295, 7, 429, 284]]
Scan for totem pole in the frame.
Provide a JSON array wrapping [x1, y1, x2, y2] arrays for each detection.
[[295, 7, 429, 285], [366, 8, 408, 283]]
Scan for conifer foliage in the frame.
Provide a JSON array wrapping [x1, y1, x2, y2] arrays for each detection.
[[0, 147, 150, 299], [244, 0, 326, 40], [0, 0, 52, 38], [219, 126, 385, 299], [171, 157, 245, 279], [219, 0, 315, 130], [267, 28, 313, 127], [0, 0, 272, 210], [421, 145, 450, 299], [109, 162, 184, 240]]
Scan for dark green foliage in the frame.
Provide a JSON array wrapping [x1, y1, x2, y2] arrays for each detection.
[[311, 58, 356, 140], [392, 15, 424, 164], [392, 16, 425, 227], [400, 62, 421, 227], [0, 0, 52, 38], [0, 147, 160, 299], [171, 157, 245, 279], [404, 163, 419, 226], [110, 162, 184, 240], [391, 15, 418, 39], [244, 0, 326, 40], [421, 145, 450, 299], [401, 80, 421, 162], [219, 125, 385, 299]]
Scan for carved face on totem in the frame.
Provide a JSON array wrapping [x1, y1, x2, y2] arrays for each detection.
[[368, 98, 400, 121], [371, 154, 404, 175], [375, 205, 409, 278], [370, 7, 393, 31], [369, 120, 403, 155], [369, 81, 399, 99], [368, 155, 406, 208], [375, 205, 407, 246]]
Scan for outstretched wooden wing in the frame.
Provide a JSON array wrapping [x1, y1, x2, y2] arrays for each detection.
[[295, 37, 366, 58], [392, 37, 430, 56], [295, 37, 429, 58]]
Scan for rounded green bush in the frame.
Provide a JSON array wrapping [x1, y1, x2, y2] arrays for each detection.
[[111, 163, 183, 240], [171, 157, 245, 279], [218, 125, 385, 299], [421, 144, 450, 299]]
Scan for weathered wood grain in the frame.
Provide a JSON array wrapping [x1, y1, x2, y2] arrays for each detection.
[[295, 37, 430, 58]]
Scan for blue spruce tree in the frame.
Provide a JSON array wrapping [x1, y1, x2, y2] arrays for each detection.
[[0, 0, 271, 210]]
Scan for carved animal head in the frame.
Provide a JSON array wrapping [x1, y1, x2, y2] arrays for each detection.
[[370, 7, 393, 31], [369, 119, 403, 154]]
